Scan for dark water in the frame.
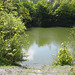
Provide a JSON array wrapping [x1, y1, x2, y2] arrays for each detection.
[[21, 27, 71, 68]]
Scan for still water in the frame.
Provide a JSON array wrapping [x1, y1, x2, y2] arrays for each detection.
[[21, 27, 71, 68]]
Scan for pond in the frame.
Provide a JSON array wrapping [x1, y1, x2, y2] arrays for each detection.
[[21, 27, 71, 68]]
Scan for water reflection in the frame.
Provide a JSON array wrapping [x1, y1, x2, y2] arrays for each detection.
[[27, 48, 35, 60], [21, 27, 70, 68]]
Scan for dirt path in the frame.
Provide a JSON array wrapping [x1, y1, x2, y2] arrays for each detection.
[[0, 66, 74, 75]]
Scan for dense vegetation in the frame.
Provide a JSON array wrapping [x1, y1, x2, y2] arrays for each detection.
[[0, 0, 74, 28], [0, 0, 75, 65], [16, 0, 75, 27], [29, 0, 75, 27], [0, 0, 28, 65]]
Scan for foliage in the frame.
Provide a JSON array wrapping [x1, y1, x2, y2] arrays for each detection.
[[0, 0, 16, 13], [0, 57, 10, 65], [30, 0, 43, 4], [54, 0, 75, 26], [13, 1, 32, 28], [54, 42, 72, 65], [19, 5, 32, 27], [52, 0, 60, 12], [22, 0, 35, 14], [29, 0, 75, 27], [5, 0, 75, 27], [32, 0, 53, 27], [0, 0, 75, 28], [0, 11, 27, 65]]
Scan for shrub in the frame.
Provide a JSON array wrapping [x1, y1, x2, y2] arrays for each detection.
[[54, 42, 72, 65], [0, 11, 27, 65]]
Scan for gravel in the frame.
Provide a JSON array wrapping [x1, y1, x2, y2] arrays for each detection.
[[0, 66, 73, 75]]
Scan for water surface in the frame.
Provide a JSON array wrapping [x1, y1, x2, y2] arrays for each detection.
[[21, 27, 71, 68]]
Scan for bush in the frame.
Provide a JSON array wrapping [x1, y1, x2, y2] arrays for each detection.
[[13, 2, 32, 28], [0, 11, 27, 65], [54, 42, 72, 65], [0, 57, 10, 66]]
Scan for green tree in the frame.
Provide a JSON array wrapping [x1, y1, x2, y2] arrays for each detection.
[[32, 0, 53, 27], [19, 5, 32, 27], [0, 0, 16, 13], [30, 0, 42, 4], [52, 0, 60, 12], [54, 0, 75, 27], [13, 1, 32, 28]]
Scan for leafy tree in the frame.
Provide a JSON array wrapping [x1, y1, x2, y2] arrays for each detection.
[[30, 0, 43, 4], [19, 5, 32, 27], [0, 0, 16, 13], [54, 0, 75, 27], [32, 0, 53, 27], [52, 0, 60, 12], [22, 1, 35, 15], [13, 1, 32, 28]]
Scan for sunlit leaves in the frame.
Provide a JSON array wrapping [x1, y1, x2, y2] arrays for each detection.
[[0, 11, 27, 65], [19, 6, 32, 24], [54, 42, 72, 65]]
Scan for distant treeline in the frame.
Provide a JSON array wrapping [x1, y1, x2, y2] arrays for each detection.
[[0, 0, 75, 28]]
